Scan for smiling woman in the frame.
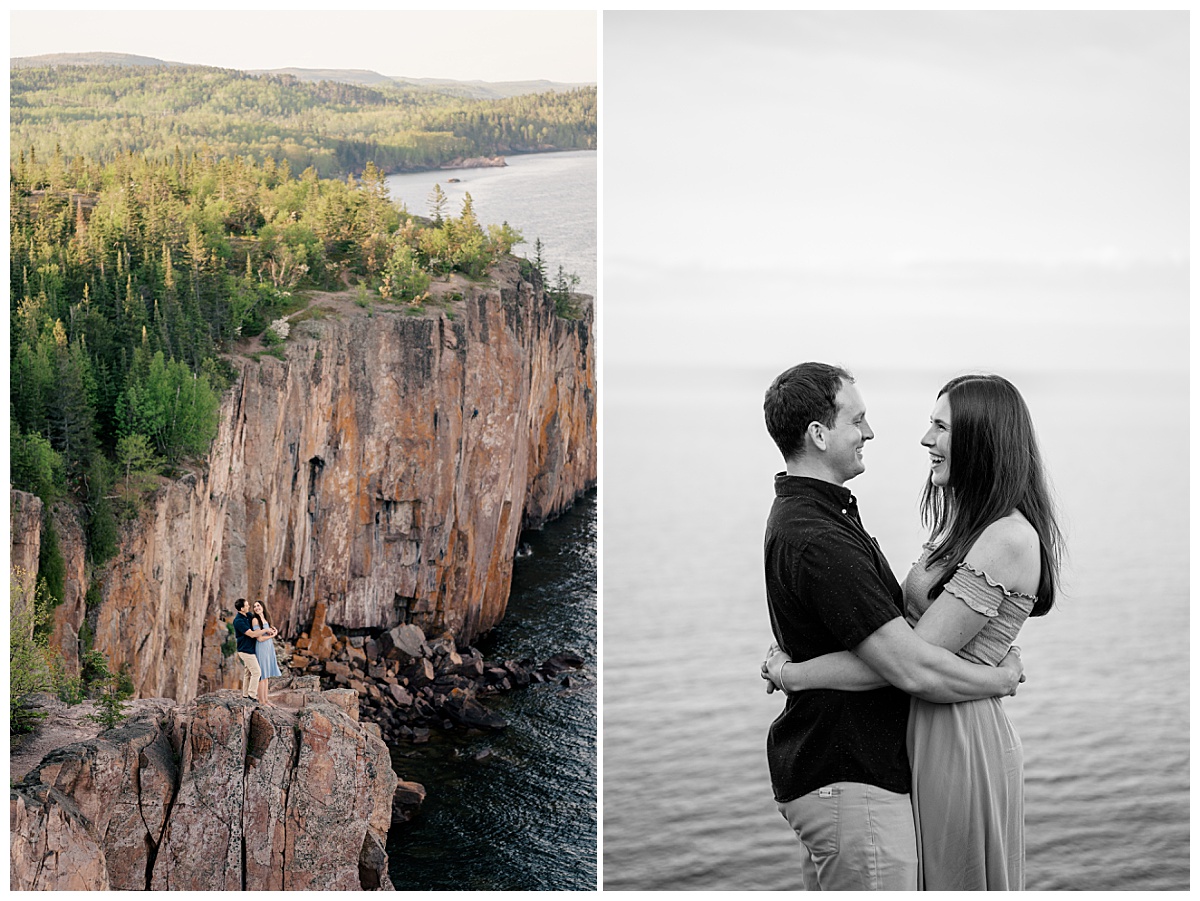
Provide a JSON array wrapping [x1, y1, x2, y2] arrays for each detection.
[[923, 395, 952, 487]]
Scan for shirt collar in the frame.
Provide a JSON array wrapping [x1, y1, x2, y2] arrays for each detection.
[[774, 472, 856, 507]]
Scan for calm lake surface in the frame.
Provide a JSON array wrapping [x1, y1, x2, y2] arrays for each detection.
[[386, 493, 597, 890], [382, 151, 597, 890], [601, 267, 1188, 890], [386, 149, 596, 297]]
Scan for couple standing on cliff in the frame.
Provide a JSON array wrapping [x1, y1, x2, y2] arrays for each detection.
[[233, 598, 283, 705]]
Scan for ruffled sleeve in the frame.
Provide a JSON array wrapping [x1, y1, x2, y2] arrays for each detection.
[[943, 563, 1033, 618]]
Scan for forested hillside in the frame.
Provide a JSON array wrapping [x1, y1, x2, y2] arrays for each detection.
[[12, 64, 596, 176], [10, 148, 529, 571], [11, 61, 592, 591]]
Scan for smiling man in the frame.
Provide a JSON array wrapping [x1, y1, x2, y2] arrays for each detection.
[[760, 362, 1023, 890]]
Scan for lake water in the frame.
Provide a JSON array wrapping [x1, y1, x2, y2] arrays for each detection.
[[601, 272, 1189, 890], [381, 152, 597, 890], [386, 150, 597, 297], [386, 493, 597, 890]]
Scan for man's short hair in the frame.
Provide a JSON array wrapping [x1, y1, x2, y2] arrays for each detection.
[[234, 598, 247, 612], [764, 362, 854, 462]]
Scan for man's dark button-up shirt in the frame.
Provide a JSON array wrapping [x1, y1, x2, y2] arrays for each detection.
[[764, 473, 911, 802], [233, 613, 256, 655]]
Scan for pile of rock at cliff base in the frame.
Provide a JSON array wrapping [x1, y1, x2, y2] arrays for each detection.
[[11, 688, 397, 891], [285, 603, 586, 746]]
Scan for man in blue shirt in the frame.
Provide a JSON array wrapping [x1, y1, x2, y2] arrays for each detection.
[[232, 598, 265, 700]]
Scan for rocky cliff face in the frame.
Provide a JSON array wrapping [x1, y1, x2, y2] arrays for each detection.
[[10, 687, 397, 891], [10, 491, 43, 579], [19, 258, 595, 703]]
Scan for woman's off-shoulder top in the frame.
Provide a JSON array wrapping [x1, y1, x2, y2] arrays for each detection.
[[903, 544, 1036, 667]]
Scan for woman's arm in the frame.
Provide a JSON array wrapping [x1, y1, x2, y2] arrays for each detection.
[[771, 521, 1038, 693], [912, 517, 1039, 652], [765, 646, 889, 692], [765, 630, 1024, 700]]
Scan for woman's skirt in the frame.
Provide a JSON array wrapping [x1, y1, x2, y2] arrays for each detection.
[[255, 639, 282, 679], [907, 694, 1024, 890]]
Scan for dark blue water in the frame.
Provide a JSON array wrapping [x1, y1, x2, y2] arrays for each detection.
[[386, 491, 596, 891], [382, 152, 597, 889]]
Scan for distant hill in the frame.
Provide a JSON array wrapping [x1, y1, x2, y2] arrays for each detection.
[[384, 76, 593, 101], [12, 58, 596, 178], [12, 51, 191, 69], [11, 52, 593, 99]]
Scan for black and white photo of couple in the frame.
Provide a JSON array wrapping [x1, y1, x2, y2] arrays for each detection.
[[602, 10, 1187, 891]]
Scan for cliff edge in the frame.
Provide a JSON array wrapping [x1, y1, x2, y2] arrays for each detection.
[[15, 257, 595, 702]]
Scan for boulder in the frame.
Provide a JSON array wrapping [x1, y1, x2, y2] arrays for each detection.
[[391, 779, 427, 825], [403, 657, 436, 687], [325, 660, 352, 682], [382, 623, 429, 663], [442, 697, 508, 732], [305, 601, 338, 661], [387, 684, 414, 707], [426, 632, 457, 658], [542, 651, 585, 674], [504, 659, 533, 687]]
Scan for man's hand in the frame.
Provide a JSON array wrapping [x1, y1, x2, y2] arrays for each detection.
[[998, 646, 1026, 696]]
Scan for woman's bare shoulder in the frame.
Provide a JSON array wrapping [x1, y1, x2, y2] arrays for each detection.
[[964, 513, 1039, 593]]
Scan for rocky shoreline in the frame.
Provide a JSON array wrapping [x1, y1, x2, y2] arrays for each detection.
[[281, 601, 586, 746], [438, 154, 507, 170]]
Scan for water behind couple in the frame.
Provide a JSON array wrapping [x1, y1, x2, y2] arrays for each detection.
[[760, 362, 1063, 891]]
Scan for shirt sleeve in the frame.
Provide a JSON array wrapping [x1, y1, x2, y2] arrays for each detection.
[[942, 564, 1005, 617], [794, 530, 903, 650]]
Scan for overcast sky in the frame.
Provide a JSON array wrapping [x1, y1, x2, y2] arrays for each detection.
[[603, 11, 1188, 374], [605, 10, 1187, 271], [10, 10, 597, 84]]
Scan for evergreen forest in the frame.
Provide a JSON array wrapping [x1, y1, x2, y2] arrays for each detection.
[[10, 64, 594, 575], [12, 64, 596, 176]]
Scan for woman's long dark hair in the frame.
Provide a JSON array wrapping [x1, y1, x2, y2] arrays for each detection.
[[252, 600, 271, 630], [921, 374, 1063, 616]]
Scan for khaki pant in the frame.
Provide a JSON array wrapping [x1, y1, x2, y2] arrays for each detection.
[[237, 652, 261, 698], [778, 782, 918, 891]]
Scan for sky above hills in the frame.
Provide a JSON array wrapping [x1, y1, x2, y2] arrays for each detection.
[[603, 11, 1188, 375], [605, 10, 1187, 272], [11, 10, 597, 84]]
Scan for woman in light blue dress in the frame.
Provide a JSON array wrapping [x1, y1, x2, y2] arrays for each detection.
[[251, 600, 282, 706]]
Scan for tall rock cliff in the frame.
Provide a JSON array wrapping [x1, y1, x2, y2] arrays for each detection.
[[17, 258, 595, 703]]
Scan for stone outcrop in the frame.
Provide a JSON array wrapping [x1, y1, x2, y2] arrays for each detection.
[[9, 491, 43, 580], [17, 257, 595, 703], [440, 155, 506, 169], [10, 688, 398, 891]]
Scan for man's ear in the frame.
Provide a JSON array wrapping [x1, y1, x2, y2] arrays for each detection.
[[807, 421, 827, 452]]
